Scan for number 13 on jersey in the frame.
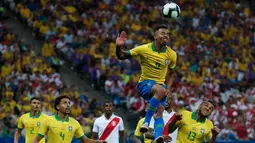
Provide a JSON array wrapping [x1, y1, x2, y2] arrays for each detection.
[[187, 131, 196, 141]]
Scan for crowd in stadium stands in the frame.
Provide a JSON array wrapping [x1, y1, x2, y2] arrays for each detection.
[[0, 16, 104, 139], [1, 0, 255, 141]]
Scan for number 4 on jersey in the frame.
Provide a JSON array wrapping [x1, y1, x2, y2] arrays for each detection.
[[60, 132, 65, 140]]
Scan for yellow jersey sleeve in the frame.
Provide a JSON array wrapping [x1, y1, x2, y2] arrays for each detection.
[[17, 116, 24, 130], [38, 118, 49, 137], [128, 45, 145, 56], [75, 122, 85, 139], [134, 118, 144, 137], [168, 50, 177, 70]]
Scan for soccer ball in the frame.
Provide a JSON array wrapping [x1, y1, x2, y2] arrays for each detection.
[[162, 2, 181, 19]]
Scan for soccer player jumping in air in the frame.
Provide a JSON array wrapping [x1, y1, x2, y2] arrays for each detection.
[[116, 25, 177, 142]]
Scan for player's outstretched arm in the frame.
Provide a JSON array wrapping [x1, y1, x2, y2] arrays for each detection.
[[205, 127, 220, 143], [119, 130, 126, 143], [32, 135, 43, 143], [115, 31, 132, 60], [91, 132, 98, 140], [14, 130, 22, 143], [166, 69, 176, 90], [81, 137, 107, 143]]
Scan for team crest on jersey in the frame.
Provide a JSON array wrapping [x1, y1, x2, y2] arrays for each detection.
[[37, 122, 40, 126], [68, 126, 73, 131], [147, 82, 151, 86], [201, 128, 205, 134], [112, 121, 116, 126], [165, 59, 169, 65]]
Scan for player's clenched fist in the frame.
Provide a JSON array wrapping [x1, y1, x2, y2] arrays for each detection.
[[211, 127, 220, 137], [162, 135, 172, 142], [175, 113, 182, 121]]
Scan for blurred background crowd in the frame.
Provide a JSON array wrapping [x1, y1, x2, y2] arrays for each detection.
[[0, 0, 255, 142]]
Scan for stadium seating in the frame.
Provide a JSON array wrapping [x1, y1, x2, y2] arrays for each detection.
[[0, 7, 102, 140], [1, 0, 255, 141]]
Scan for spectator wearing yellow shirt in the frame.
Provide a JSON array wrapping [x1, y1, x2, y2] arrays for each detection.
[[3, 48, 13, 62], [33, 18, 42, 30], [69, 85, 80, 100], [191, 72, 204, 86], [19, 5, 31, 19], [3, 96, 16, 113], [64, 5, 77, 14], [58, 25, 68, 37], [227, 69, 236, 80], [71, 103, 82, 117], [45, 64, 53, 73], [5, 32, 15, 41], [42, 103, 53, 116], [1, 62, 13, 77], [68, 12, 80, 23], [83, 114, 95, 136], [15, 100, 23, 114], [108, 42, 116, 57], [5, 86, 14, 99], [80, 119, 92, 137], [42, 40, 55, 57], [39, 22, 50, 36], [237, 58, 248, 72], [22, 52, 31, 65], [22, 104, 31, 113]]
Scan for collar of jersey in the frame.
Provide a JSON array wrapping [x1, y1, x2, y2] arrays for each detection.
[[29, 111, 41, 118], [103, 114, 114, 120], [191, 112, 206, 123], [54, 114, 70, 122], [152, 42, 167, 53]]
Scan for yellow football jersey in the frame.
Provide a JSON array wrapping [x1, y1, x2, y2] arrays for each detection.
[[176, 110, 214, 143], [128, 42, 177, 84], [134, 117, 152, 143], [37, 114, 85, 143], [17, 112, 48, 143]]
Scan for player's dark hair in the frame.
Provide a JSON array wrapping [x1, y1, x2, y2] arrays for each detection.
[[103, 100, 113, 106], [30, 97, 41, 103], [208, 100, 215, 107], [154, 25, 168, 32], [54, 95, 71, 111]]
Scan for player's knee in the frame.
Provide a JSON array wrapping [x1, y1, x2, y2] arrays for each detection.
[[158, 104, 165, 114], [152, 85, 166, 100]]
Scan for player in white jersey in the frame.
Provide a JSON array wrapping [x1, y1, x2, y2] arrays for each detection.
[[146, 95, 178, 143], [92, 100, 125, 143]]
